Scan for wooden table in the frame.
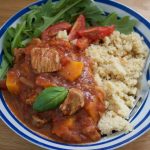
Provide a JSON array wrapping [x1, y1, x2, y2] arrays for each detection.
[[0, 0, 150, 150]]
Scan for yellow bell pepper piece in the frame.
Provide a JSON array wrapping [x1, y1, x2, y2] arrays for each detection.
[[6, 70, 20, 94], [60, 61, 84, 81]]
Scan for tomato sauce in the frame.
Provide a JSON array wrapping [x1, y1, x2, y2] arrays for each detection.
[[3, 36, 106, 144]]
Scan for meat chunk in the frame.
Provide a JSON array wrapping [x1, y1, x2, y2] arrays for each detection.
[[32, 115, 47, 128], [31, 47, 60, 73], [60, 88, 84, 115]]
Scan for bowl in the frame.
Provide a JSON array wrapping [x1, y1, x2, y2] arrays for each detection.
[[0, 0, 150, 149]]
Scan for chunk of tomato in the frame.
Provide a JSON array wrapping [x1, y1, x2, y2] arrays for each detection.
[[78, 25, 115, 42], [76, 37, 89, 50], [68, 15, 86, 40], [60, 57, 71, 66], [41, 22, 72, 40]]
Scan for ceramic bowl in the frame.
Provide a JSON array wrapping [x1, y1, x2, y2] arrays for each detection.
[[0, 0, 150, 149]]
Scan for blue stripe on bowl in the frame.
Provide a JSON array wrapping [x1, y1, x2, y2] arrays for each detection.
[[95, 0, 150, 30], [134, 28, 150, 47], [134, 110, 150, 129], [0, 0, 150, 149], [0, 112, 58, 150], [105, 121, 150, 150], [130, 87, 149, 122], [1, 109, 150, 150]]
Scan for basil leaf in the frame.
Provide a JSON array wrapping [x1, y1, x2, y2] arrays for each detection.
[[33, 87, 68, 112]]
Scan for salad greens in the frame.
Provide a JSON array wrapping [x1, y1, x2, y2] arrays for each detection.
[[1, 0, 137, 79], [99, 13, 137, 34], [0, 56, 9, 79]]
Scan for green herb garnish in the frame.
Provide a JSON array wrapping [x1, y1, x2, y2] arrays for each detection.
[[33, 87, 68, 112]]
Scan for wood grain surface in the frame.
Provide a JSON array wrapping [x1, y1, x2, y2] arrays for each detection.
[[0, 0, 150, 150]]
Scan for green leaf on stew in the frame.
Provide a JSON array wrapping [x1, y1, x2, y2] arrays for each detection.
[[33, 87, 68, 112]]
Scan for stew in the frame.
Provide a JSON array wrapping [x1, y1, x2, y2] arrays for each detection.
[[1, 15, 114, 143]]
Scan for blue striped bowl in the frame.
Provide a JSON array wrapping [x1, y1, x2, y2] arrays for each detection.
[[0, 0, 150, 149]]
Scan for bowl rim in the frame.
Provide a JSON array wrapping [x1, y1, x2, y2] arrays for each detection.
[[0, 0, 150, 150]]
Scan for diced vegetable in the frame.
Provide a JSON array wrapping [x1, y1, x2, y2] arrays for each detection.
[[64, 117, 75, 128], [78, 25, 115, 42], [59, 60, 84, 81], [36, 76, 56, 88], [60, 57, 71, 66], [52, 116, 75, 140], [41, 22, 72, 40], [33, 87, 68, 112], [76, 37, 89, 50], [49, 38, 73, 52], [6, 70, 20, 94], [68, 15, 86, 40]]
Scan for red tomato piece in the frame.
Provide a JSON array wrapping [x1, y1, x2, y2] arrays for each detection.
[[78, 25, 115, 42], [41, 22, 72, 40], [60, 57, 71, 66], [49, 38, 73, 52], [76, 37, 90, 50], [68, 15, 86, 40]]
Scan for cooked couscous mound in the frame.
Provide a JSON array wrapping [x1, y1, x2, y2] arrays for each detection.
[[86, 31, 148, 135]]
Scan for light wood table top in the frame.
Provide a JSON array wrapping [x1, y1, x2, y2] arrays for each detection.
[[0, 0, 150, 150]]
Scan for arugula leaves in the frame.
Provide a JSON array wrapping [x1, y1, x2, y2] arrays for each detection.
[[99, 13, 137, 34], [1, 0, 137, 79], [0, 56, 9, 79]]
